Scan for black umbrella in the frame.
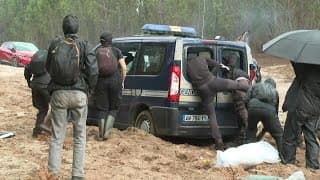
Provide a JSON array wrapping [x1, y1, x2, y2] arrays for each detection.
[[262, 30, 320, 65]]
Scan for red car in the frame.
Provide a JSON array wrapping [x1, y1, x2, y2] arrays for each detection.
[[0, 41, 39, 67]]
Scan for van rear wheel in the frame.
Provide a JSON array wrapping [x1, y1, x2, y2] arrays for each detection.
[[134, 110, 155, 135]]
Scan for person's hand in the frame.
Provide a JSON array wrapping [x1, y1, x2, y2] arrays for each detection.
[[220, 63, 230, 71]]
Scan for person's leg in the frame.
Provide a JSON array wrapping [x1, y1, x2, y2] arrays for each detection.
[[103, 77, 122, 139], [69, 91, 88, 177], [245, 108, 260, 143], [281, 110, 302, 164], [48, 90, 69, 175], [93, 78, 109, 139], [208, 77, 249, 92], [32, 88, 49, 137], [302, 116, 319, 169], [108, 76, 122, 118], [263, 108, 283, 154], [198, 85, 223, 149]]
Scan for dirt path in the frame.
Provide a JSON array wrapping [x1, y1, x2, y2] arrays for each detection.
[[0, 54, 319, 179]]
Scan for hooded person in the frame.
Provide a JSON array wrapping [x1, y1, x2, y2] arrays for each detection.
[[187, 56, 249, 150], [222, 53, 251, 143], [93, 32, 126, 141], [281, 63, 320, 169], [244, 77, 283, 153], [46, 14, 98, 179]]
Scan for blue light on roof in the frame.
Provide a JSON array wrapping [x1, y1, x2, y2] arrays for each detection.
[[142, 24, 198, 37]]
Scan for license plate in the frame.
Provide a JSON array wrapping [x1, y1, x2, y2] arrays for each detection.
[[183, 115, 208, 122]]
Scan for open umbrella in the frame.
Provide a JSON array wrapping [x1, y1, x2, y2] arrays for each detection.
[[262, 29, 320, 65]]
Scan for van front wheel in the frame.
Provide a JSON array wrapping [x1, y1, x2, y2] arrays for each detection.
[[134, 110, 155, 135]]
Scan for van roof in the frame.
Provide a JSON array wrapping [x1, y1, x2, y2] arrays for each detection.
[[113, 35, 247, 48]]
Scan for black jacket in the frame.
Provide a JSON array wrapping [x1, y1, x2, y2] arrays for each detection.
[[294, 63, 320, 116], [246, 80, 279, 111], [24, 59, 50, 89], [46, 34, 98, 94], [187, 57, 220, 87]]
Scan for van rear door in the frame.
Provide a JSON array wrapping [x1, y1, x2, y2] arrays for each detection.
[[215, 46, 248, 131]]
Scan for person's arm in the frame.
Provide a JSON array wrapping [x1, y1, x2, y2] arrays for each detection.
[[275, 91, 279, 115], [119, 58, 126, 88], [24, 63, 32, 88], [206, 58, 220, 68], [85, 42, 98, 92]]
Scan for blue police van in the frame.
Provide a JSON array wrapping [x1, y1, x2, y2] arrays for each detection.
[[87, 24, 260, 138]]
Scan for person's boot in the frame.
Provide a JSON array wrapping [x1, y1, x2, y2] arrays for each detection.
[[103, 115, 115, 139], [98, 118, 105, 141], [215, 138, 226, 151], [32, 128, 41, 138]]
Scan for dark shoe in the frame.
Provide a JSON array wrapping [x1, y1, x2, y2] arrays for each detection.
[[215, 142, 226, 151], [72, 176, 84, 180], [32, 128, 41, 138]]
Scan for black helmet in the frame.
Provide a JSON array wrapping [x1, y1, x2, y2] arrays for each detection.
[[62, 15, 79, 34]]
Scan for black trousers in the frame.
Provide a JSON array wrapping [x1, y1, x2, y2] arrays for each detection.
[[281, 110, 319, 169], [32, 87, 50, 132], [93, 74, 122, 119], [198, 77, 247, 142], [246, 99, 283, 152]]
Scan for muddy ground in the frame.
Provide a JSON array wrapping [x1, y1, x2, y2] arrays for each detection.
[[0, 54, 319, 180]]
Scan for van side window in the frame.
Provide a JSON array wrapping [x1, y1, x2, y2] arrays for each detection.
[[114, 43, 140, 75], [136, 44, 166, 75]]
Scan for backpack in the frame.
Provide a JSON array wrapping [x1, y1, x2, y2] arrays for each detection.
[[48, 38, 80, 85], [29, 50, 48, 75], [96, 46, 118, 77]]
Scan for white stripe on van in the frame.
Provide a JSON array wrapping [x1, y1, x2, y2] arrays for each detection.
[[122, 89, 168, 98]]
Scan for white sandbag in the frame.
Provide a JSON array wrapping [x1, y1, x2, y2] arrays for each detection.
[[286, 171, 305, 180], [215, 141, 280, 167]]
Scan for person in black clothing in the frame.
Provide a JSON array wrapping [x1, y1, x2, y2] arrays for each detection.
[[245, 77, 283, 153], [187, 56, 249, 150], [24, 50, 51, 138], [94, 32, 127, 141], [281, 63, 320, 169], [222, 54, 251, 143]]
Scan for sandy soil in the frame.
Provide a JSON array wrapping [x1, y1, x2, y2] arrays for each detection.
[[0, 54, 319, 180]]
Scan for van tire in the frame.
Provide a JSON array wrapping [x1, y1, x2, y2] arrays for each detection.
[[134, 110, 155, 135]]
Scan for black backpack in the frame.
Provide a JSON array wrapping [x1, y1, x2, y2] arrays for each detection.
[[48, 38, 80, 85], [29, 50, 48, 75], [96, 46, 118, 77]]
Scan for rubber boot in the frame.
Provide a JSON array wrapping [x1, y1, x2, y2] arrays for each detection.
[[103, 115, 115, 139], [98, 118, 105, 141]]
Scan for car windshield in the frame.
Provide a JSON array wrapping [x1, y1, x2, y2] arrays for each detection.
[[13, 42, 38, 52]]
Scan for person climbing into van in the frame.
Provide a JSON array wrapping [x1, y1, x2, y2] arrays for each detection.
[[94, 32, 127, 141], [244, 77, 283, 153], [222, 53, 251, 144], [187, 56, 249, 150], [24, 50, 51, 138], [281, 63, 320, 169], [46, 14, 98, 179]]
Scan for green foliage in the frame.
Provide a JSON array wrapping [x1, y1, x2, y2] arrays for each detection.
[[0, 0, 319, 51]]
